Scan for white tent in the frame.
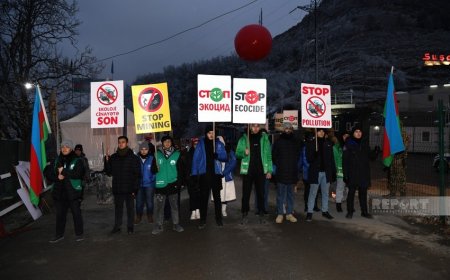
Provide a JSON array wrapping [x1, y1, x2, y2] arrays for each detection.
[[60, 106, 142, 171]]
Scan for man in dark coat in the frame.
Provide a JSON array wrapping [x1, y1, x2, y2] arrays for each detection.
[[104, 136, 141, 234], [45, 140, 85, 243], [343, 126, 372, 219], [272, 123, 301, 223], [305, 128, 335, 221]]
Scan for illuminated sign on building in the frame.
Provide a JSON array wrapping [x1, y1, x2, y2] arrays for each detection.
[[422, 53, 450, 66]]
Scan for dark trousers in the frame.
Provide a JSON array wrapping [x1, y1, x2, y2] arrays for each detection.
[[188, 183, 201, 211], [113, 194, 135, 230], [54, 199, 83, 237], [303, 180, 318, 210], [346, 185, 368, 214], [199, 175, 222, 223], [242, 172, 266, 215]]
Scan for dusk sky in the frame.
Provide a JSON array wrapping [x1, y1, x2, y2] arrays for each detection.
[[74, 0, 309, 83]]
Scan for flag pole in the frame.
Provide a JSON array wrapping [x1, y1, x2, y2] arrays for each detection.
[[390, 66, 394, 75]]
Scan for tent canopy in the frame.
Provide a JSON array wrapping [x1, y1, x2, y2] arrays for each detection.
[[60, 106, 142, 171]]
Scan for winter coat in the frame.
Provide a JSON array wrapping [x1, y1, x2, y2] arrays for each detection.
[[272, 133, 301, 184], [44, 151, 85, 201], [298, 145, 310, 181], [306, 137, 335, 184], [139, 154, 156, 188], [235, 132, 273, 175], [343, 137, 371, 188], [191, 137, 227, 176], [104, 148, 141, 195]]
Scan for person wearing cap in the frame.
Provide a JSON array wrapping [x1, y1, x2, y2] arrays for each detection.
[[187, 137, 201, 220], [134, 141, 156, 225], [44, 139, 85, 243], [236, 123, 273, 224], [151, 135, 186, 234], [305, 128, 335, 221], [343, 126, 373, 219], [191, 125, 227, 228], [272, 123, 301, 223], [104, 136, 141, 234], [74, 144, 90, 195]]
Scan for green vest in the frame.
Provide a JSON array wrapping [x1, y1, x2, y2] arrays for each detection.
[[54, 158, 82, 191], [333, 143, 344, 178], [155, 150, 180, 188]]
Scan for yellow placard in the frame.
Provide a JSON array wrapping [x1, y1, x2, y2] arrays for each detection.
[[131, 83, 171, 134]]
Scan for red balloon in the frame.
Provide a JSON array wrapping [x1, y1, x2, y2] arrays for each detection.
[[234, 24, 272, 61]]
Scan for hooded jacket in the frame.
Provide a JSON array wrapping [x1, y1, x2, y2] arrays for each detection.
[[191, 137, 227, 176]]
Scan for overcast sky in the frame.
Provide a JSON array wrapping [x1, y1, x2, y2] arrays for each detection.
[[75, 0, 309, 83]]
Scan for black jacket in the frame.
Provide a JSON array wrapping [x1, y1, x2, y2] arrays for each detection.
[[104, 148, 141, 195], [343, 137, 371, 188], [305, 137, 335, 184], [272, 133, 301, 184], [44, 151, 85, 201]]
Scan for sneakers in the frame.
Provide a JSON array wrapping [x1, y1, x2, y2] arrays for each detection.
[[336, 203, 343, 213], [306, 213, 312, 222], [75, 235, 84, 242], [152, 225, 163, 235], [173, 224, 184, 232], [110, 228, 120, 234], [346, 212, 353, 219], [322, 212, 334, 220], [127, 227, 134, 234], [361, 212, 373, 219], [190, 211, 196, 220], [198, 222, 206, 230], [222, 204, 227, 217], [195, 209, 200, 219], [275, 215, 284, 224], [240, 213, 249, 225], [216, 220, 223, 227], [286, 214, 298, 223], [49, 236, 64, 243]]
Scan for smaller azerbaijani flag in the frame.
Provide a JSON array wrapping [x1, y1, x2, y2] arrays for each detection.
[[29, 85, 51, 206], [382, 70, 405, 167]]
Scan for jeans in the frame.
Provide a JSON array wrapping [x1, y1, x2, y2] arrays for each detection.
[[335, 178, 345, 203], [308, 172, 330, 213], [154, 193, 179, 226], [136, 187, 155, 215], [276, 183, 294, 215], [113, 194, 135, 230]]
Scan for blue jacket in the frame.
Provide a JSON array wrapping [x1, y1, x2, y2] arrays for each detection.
[[298, 146, 309, 181], [140, 155, 156, 188], [222, 150, 237, 182], [191, 137, 227, 176]]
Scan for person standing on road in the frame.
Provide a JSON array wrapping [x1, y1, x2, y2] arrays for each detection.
[[187, 137, 201, 220], [343, 126, 372, 219], [236, 123, 273, 224], [45, 140, 85, 243], [215, 136, 237, 218], [134, 141, 156, 224], [272, 123, 301, 224], [104, 136, 141, 234], [151, 135, 186, 235], [191, 125, 227, 229], [305, 128, 335, 222]]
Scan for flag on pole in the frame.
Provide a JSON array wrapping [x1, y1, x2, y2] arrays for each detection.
[[382, 72, 405, 167], [29, 85, 51, 206]]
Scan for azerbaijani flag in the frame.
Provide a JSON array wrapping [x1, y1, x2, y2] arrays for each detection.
[[382, 72, 404, 167], [29, 85, 51, 206]]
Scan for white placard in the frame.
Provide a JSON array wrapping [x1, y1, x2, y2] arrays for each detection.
[[300, 83, 332, 128], [232, 78, 267, 124], [283, 110, 298, 130], [91, 80, 124, 128], [197, 75, 232, 122]]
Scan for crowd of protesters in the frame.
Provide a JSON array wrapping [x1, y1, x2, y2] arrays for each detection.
[[44, 123, 374, 242]]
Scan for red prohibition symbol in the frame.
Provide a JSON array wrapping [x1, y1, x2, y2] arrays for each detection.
[[306, 96, 326, 118], [139, 87, 163, 112], [97, 83, 118, 105]]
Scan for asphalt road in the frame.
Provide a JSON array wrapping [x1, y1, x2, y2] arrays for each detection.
[[1, 180, 449, 280]]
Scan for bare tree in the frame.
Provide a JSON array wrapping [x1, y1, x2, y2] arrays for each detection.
[[0, 0, 102, 140]]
